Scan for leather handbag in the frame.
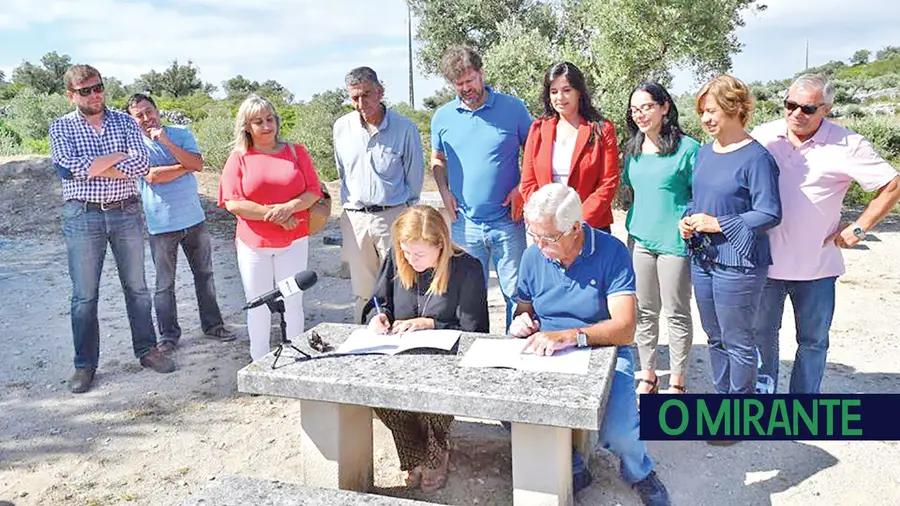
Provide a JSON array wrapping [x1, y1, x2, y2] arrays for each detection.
[[286, 143, 332, 235]]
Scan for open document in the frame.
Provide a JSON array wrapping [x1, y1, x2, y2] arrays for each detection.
[[333, 328, 461, 356], [459, 338, 591, 375]]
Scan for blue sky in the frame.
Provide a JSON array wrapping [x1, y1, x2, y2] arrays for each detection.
[[0, 0, 897, 107]]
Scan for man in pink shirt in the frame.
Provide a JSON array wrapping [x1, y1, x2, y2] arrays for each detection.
[[751, 74, 900, 393]]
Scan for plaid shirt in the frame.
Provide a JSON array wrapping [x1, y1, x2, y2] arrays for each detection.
[[49, 107, 150, 203]]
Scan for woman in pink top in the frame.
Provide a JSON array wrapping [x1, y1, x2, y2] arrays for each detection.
[[219, 94, 324, 360]]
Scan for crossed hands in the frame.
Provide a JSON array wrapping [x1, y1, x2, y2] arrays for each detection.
[[510, 313, 575, 356], [265, 202, 300, 230], [679, 213, 721, 239]]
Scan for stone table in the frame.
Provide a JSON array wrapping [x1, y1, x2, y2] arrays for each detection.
[[238, 323, 617, 506]]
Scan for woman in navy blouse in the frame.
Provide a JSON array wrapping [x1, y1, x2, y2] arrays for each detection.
[[679, 75, 781, 410]]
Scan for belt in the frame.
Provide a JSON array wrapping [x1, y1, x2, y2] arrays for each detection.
[[70, 196, 139, 211], [348, 204, 402, 213]]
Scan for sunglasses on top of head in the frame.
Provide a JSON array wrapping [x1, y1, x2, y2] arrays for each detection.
[[72, 83, 105, 97], [783, 100, 823, 115]]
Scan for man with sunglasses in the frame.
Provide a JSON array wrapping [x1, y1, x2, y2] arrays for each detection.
[[50, 65, 175, 394], [126, 93, 235, 354], [751, 74, 900, 394]]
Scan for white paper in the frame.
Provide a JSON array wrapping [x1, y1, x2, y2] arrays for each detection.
[[334, 328, 461, 356], [459, 338, 591, 375]]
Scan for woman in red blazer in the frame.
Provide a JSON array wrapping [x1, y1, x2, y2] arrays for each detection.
[[520, 62, 620, 232]]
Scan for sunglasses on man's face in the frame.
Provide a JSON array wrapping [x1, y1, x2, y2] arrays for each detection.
[[783, 100, 823, 115], [72, 83, 105, 97]]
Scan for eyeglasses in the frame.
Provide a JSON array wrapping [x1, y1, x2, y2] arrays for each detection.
[[308, 330, 332, 353], [783, 100, 823, 115], [72, 83, 105, 97], [629, 103, 658, 117], [526, 226, 567, 244]]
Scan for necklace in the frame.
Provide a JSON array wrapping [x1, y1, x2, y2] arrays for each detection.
[[415, 272, 435, 317]]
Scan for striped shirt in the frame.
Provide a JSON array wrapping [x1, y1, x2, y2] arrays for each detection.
[[49, 107, 150, 203]]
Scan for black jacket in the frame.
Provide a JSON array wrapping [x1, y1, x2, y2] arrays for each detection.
[[362, 249, 489, 333]]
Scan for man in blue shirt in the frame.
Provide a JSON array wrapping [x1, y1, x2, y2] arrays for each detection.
[[430, 45, 533, 331], [511, 183, 670, 506], [127, 93, 234, 354], [333, 67, 425, 322]]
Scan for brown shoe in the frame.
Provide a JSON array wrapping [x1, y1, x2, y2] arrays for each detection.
[[69, 368, 96, 394], [203, 325, 236, 342], [140, 348, 176, 373], [157, 340, 177, 354]]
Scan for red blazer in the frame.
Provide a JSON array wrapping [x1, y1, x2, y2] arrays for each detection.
[[520, 116, 620, 230]]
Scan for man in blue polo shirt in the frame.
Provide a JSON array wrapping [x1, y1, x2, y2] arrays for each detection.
[[430, 45, 533, 330], [127, 93, 234, 354], [511, 183, 669, 505]]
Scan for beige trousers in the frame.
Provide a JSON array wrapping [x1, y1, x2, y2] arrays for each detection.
[[340, 206, 407, 322]]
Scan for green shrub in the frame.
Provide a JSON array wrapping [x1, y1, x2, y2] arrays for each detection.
[[23, 137, 51, 155], [843, 116, 900, 160], [6, 89, 72, 139], [0, 119, 22, 145], [285, 102, 341, 182], [0, 130, 24, 156], [193, 106, 234, 171]]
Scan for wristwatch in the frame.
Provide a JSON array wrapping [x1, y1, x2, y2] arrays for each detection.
[[850, 222, 866, 240], [575, 330, 589, 348]]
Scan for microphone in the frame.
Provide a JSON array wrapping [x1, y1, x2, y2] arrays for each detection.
[[242, 271, 318, 310]]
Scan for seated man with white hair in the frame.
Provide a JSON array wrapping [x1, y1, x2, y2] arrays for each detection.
[[511, 183, 669, 506]]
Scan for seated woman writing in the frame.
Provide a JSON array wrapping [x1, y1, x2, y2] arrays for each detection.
[[362, 204, 489, 492]]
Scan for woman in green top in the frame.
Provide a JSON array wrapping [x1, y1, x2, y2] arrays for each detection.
[[623, 81, 699, 400]]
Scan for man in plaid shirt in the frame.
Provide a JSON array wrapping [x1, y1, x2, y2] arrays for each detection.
[[50, 64, 176, 394]]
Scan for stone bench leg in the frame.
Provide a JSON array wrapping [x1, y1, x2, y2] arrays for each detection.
[[511, 422, 573, 506], [572, 429, 594, 467], [300, 400, 373, 492]]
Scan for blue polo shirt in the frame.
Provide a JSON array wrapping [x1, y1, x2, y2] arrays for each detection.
[[516, 225, 636, 332], [138, 126, 205, 235], [431, 86, 533, 222]]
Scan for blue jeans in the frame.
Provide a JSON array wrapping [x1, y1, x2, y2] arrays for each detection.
[[754, 277, 836, 394], [451, 214, 526, 331], [148, 221, 225, 343], [507, 347, 655, 485], [691, 261, 767, 394], [62, 200, 157, 369]]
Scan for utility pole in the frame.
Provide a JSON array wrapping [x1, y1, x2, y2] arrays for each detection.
[[805, 37, 809, 70], [408, 3, 415, 109]]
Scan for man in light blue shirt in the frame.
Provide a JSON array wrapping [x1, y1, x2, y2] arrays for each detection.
[[333, 67, 425, 321], [430, 45, 533, 331], [127, 93, 234, 354]]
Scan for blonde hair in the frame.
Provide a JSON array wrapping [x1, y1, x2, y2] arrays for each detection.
[[391, 205, 462, 296], [232, 94, 282, 153], [695, 75, 754, 128]]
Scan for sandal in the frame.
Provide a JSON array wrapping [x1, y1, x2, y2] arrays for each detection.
[[635, 377, 659, 395], [403, 466, 423, 489], [664, 384, 687, 394], [420, 451, 449, 493]]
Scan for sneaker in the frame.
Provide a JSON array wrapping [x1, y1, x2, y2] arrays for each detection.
[[203, 325, 237, 342], [139, 348, 176, 373], [157, 340, 177, 354], [573, 469, 593, 496], [69, 368, 96, 394], [633, 471, 670, 506]]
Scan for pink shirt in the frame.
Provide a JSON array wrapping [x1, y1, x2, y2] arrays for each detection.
[[751, 119, 898, 280], [218, 143, 323, 249]]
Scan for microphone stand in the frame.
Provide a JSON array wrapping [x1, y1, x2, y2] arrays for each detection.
[[265, 297, 310, 369]]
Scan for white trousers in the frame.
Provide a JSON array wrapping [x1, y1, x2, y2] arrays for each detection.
[[236, 237, 309, 360]]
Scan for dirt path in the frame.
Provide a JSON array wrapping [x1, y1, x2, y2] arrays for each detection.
[[1, 157, 898, 505]]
